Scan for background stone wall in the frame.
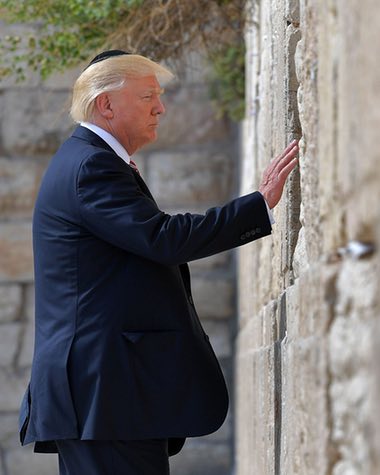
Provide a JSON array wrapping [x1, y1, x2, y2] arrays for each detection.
[[236, 0, 380, 474], [0, 23, 237, 475]]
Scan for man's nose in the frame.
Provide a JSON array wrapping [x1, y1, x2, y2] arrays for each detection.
[[153, 97, 165, 115]]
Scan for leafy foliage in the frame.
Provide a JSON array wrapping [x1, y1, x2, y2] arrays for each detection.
[[210, 42, 246, 121], [0, 0, 246, 120]]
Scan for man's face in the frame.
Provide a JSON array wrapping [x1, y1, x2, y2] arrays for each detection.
[[107, 75, 165, 155]]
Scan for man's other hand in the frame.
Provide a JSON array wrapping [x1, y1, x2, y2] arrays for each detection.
[[258, 140, 299, 210]]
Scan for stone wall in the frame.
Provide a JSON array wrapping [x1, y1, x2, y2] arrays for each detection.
[[236, 0, 380, 474], [0, 23, 236, 475]]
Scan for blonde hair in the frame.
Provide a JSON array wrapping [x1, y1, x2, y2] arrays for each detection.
[[70, 54, 174, 123]]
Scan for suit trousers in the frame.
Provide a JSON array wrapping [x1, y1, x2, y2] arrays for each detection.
[[55, 439, 170, 475]]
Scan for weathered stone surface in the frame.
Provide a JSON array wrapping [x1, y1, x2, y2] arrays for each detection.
[[0, 368, 29, 411], [188, 250, 230, 271], [146, 150, 233, 207], [285, 0, 300, 24], [0, 413, 20, 449], [170, 439, 231, 475], [24, 284, 35, 322], [280, 337, 328, 475], [44, 65, 81, 91], [238, 1, 380, 474], [235, 345, 275, 475], [0, 284, 22, 322], [146, 84, 231, 150], [0, 222, 33, 282], [5, 446, 58, 475], [2, 90, 73, 156], [191, 276, 234, 319], [0, 157, 44, 218], [0, 323, 20, 367], [18, 320, 34, 368], [202, 319, 232, 358]]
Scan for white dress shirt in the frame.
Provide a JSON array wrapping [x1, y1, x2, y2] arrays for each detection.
[[80, 122, 131, 165]]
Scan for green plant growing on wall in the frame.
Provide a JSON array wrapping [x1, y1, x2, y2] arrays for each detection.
[[209, 42, 245, 121], [0, 0, 246, 121]]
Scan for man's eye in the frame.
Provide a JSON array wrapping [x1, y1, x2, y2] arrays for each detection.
[[142, 95, 153, 101]]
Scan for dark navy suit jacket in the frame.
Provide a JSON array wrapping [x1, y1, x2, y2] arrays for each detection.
[[19, 126, 272, 455]]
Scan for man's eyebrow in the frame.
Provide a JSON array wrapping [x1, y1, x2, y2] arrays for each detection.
[[142, 87, 165, 94]]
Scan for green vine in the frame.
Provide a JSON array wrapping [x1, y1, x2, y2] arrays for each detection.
[[0, 0, 246, 121]]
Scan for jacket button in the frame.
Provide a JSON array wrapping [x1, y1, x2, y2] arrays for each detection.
[[240, 234, 246, 240], [245, 231, 251, 238], [251, 230, 256, 236], [256, 227, 261, 233]]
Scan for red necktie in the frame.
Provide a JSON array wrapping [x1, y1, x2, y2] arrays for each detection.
[[129, 159, 140, 175]]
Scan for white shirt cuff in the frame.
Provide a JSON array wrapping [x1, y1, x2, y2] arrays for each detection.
[[264, 199, 275, 225]]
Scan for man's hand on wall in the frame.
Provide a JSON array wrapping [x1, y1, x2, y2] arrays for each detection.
[[258, 140, 299, 209]]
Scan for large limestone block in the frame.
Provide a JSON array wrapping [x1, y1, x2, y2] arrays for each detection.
[[235, 345, 276, 475], [280, 336, 328, 475], [146, 150, 233, 208], [44, 66, 81, 91], [5, 446, 58, 475], [202, 319, 232, 358], [237, 238, 263, 326], [23, 284, 35, 322], [18, 319, 34, 368], [327, 258, 379, 474], [294, 0, 321, 266], [188, 250, 230, 271], [256, 0, 274, 175], [336, 0, 380, 199], [1, 90, 73, 156], [317, 0, 341, 253], [335, 259, 377, 316], [150, 85, 231, 150], [0, 284, 22, 323], [292, 264, 335, 338], [0, 157, 45, 218], [328, 372, 373, 475], [286, 0, 300, 24], [238, 298, 277, 351], [0, 323, 20, 367], [191, 275, 234, 319], [0, 368, 29, 411], [344, 180, 380, 245], [170, 439, 231, 475], [270, 0, 286, 150], [257, 234, 275, 305], [0, 222, 33, 282], [0, 413, 20, 449], [240, 119, 257, 194]]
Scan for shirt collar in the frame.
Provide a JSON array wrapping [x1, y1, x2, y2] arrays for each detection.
[[80, 122, 130, 164]]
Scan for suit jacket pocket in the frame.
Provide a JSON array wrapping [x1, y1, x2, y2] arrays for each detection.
[[19, 383, 31, 444]]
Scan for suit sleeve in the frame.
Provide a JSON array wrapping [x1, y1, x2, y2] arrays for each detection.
[[76, 151, 272, 265]]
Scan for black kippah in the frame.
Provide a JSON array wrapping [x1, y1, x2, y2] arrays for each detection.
[[85, 50, 131, 69]]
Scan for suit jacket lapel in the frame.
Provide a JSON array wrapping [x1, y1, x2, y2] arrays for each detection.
[[72, 126, 157, 204]]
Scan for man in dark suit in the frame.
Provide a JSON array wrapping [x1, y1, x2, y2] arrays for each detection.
[[19, 50, 299, 474]]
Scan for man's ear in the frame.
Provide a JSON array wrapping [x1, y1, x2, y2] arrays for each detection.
[[95, 93, 114, 119]]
